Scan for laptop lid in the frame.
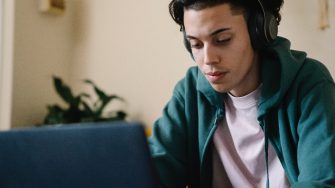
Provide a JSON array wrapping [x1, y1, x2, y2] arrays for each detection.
[[0, 121, 158, 188]]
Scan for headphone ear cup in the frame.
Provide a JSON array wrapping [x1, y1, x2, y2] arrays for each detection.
[[248, 11, 264, 49], [248, 10, 278, 49], [264, 12, 278, 42]]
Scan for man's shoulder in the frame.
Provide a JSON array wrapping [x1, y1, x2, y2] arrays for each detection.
[[185, 66, 201, 80], [174, 66, 200, 91], [297, 57, 334, 84]]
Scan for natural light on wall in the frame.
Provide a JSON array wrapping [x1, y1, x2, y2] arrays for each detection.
[[0, 0, 14, 130], [0, 1, 3, 123]]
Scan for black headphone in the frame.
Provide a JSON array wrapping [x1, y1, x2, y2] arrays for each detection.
[[183, 0, 278, 55], [248, 0, 278, 49]]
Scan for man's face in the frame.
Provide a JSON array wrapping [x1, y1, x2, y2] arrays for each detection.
[[184, 3, 260, 96]]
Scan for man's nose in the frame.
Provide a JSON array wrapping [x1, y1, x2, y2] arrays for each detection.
[[203, 45, 220, 65]]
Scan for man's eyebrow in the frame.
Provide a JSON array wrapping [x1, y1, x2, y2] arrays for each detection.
[[186, 27, 231, 39], [210, 27, 231, 36]]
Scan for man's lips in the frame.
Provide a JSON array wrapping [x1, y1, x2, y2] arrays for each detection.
[[206, 72, 223, 76], [205, 71, 227, 83]]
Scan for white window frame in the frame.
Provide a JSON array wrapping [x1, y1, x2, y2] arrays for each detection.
[[0, 0, 15, 130]]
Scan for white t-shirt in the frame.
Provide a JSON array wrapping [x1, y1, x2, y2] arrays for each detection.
[[212, 86, 290, 188]]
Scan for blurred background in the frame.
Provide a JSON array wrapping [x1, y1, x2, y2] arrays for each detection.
[[0, 0, 334, 130]]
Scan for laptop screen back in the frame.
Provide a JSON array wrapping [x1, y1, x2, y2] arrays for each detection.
[[0, 121, 158, 188]]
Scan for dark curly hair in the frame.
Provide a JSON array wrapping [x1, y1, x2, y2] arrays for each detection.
[[169, 0, 284, 31]]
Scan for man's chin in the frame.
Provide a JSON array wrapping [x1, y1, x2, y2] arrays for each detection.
[[210, 84, 230, 93]]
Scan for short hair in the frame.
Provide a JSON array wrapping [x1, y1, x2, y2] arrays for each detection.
[[169, 0, 284, 31]]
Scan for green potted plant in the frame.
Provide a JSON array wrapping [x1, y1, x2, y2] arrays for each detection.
[[43, 76, 127, 125]]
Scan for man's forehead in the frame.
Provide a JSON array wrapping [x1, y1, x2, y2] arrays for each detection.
[[183, 4, 241, 36], [184, 2, 244, 15], [183, 3, 243, 22]]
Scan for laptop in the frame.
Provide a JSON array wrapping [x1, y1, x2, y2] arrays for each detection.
[[0, 121, 158, 188]]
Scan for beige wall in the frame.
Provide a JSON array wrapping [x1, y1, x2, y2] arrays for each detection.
[[10, 0, 191, 128], [0, 0, 15, 130], [279, 0, 335, 76], [11, 0, 75, 127], [8, 0, 335, 128], [69, 0, 191, 127]]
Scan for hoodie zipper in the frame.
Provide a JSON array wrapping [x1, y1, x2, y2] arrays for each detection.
[[257, 117, 269, 188], [200, 108, 225, 187], [262, 120, 270, 188]]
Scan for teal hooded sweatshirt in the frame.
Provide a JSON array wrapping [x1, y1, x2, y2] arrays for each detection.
[[149, 37, 335, 188]]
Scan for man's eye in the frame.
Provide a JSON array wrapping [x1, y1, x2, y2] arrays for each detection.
[[216, 38, 231, 44], [190, 42, 202, 49]]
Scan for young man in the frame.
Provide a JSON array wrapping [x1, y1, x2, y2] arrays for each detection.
[[149, 0, 335, 187]]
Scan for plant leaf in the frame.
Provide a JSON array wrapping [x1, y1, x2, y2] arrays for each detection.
[[84, 79, 109, 101], [79, 93, 91, 99], [44, 104, 66, 124], [53, 76, 77, 105], [81, 100, 94, 117], [84, 79, 124, 103], [84, 79, 124, 116], [95, 95, 123, 116], [43, 77, 127, 126]]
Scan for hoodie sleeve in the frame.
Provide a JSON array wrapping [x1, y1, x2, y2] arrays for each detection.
[[148, 79, 189, 188], [293, 80, 335, 188]]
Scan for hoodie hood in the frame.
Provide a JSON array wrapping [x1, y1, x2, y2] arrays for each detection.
[[258, 37, 307, 117]]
